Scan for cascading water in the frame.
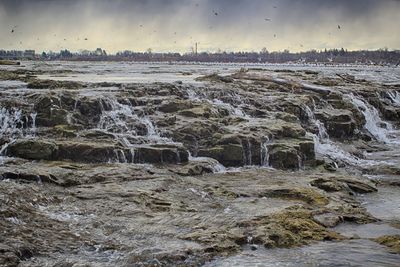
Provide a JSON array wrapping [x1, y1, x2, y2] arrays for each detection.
[[95, 98, 182, 163], [188, 153, 226, 173], [0, 107, 37, 162], [140, 117, 157, 137], [387, 91, 400, 106], [0, 107, 24, 137], [346, 94, 398, 144], [260, 136, 270, 167], [187, 88, 247, 117], [303, 105, 362, 166]]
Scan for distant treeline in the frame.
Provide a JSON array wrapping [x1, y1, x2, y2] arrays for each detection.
[[1, 48, 400, 65]]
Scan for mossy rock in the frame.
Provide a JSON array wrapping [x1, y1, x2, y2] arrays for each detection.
[[374, 235, 400, 254]]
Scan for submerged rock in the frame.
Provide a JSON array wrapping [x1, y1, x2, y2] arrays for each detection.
[[374, 235, 400, 254]]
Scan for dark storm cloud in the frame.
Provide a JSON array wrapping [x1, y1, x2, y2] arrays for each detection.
[[0, 0, 399, 52], [1, 0, 394, 16]]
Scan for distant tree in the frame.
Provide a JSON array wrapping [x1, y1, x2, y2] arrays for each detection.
[[260, 47, 269, 54]]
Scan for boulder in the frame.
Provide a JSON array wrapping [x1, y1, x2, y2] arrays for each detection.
[[198, 144, 244, 167], [34, 96, 70, 127], [315, 109, 357, 138], [268, 145, 301, 170], [6, 139, 58, 160]]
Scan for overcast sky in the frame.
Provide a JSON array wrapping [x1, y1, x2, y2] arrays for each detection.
[[0, 0, 399, 53]]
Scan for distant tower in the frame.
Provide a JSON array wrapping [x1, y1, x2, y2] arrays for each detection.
[[195, 42, 198, 55]]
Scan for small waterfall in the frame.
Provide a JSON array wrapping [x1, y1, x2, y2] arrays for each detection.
[[387, 91, 400, 106], [97, 99, 133, 133], [121, 137, 135, 163], [187, 88, 247, 117], [30, 112, 37, 134], [303, 105, 361, 165], [188, 154, 227, 173], [346, 94, 396, 144], [212, 99, 245, 117], [260, 136, 270, 167], [140, 117, 157, 137], [0, 107, 37, 161], [0, 107, 24, 137], [114, 149, 127, 163]]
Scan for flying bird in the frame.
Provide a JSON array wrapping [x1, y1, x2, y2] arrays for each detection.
[[84, 38, 88, 41], [338, 25, 341, 29], [213, 10, 218, 16], [265, 18, 271, 21], [11, 29, 14, 33]]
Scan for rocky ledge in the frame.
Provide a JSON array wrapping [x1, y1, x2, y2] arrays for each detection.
[[0, 65, 399, 266]]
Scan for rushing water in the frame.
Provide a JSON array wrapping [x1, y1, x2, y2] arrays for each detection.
[[347, 93, 399, 144]]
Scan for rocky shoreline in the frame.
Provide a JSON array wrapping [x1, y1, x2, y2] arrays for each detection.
[[1, 63, 400, 266]]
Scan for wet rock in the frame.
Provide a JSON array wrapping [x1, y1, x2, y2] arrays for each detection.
[[134, 145, 189, 164], [262, 188, 329, 206], [311, 178, 343, 192], [55, 141, 130, 163], [268, 145, 301, 170], [247, 208, 343, 249], [53, 125, 80, 138], [75, 97, 103, 125], [34, 96, 70, 126], [196, 73, 234, 83], [0, 244, 20, 267], [27, 79, 84, 89], [311, 177, 377, 194], [374, 235, 400, 254], [313, 213, 342, 228], [178, 106, 214, 118], [6, 139, 58, 160], [171, 157, 223, 176], [159, 100, 193, 113], [337, 177, 377, 193], [198, 144, 243, 167], [315, 108, 357, 138]]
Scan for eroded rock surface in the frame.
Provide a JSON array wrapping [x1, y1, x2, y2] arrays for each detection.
[[1, 64, 400, 266]]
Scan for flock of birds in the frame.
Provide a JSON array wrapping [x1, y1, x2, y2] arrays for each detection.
[[8, 3, 343, 51]]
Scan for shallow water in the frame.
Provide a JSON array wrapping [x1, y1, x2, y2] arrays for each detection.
[[205, 240, 400, 267], [333, 222, 400, 239], [2, 61, 399, 85], [358, 186, 400, 222]]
